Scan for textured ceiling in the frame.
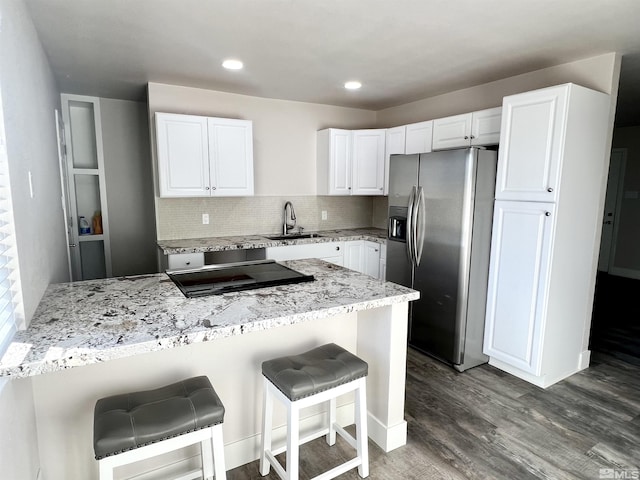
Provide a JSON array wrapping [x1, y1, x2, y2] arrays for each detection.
[[24, 0, 640, 125]]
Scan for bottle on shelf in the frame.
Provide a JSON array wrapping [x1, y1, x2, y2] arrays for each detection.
[[79, 216, 91, 235], [92, 211, 103, 235]]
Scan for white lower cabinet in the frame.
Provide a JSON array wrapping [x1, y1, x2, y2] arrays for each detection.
[[483, 201, 555, 377], [267, 241, 384, 279], [363, 241, 382, 279], [167, 252, 205, 270], [265, 242, 344, 266], [344, 240, 383, 279]]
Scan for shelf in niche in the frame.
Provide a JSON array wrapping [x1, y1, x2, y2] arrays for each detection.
[[71, 168, 100, 176], [78, 234, 104, 242]]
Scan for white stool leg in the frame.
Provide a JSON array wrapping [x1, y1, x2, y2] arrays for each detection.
[[286, 401, 300, 480], [356, 378, 369, 478], [327, 397, 336, 446], [260, 378, 273, 476], [211, 424, 227, 479], [201, 428, 214, 479]]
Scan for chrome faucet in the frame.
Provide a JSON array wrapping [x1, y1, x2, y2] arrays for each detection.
[[283, 201, 296, 235]]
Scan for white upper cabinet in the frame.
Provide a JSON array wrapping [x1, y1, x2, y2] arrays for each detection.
[[317, 128, 352, 195], [156, 113, 209, 197], [471, 107, 502, 146], [156, 112, 253, 197], [432, 107, 501, 150], [351, 129, 386, 195], [207, 118, 254, 196], [405, 121, 434, 154], [384, 121, 433, 194], [317, 128, 385, 196], [494, 88, 568, 203]]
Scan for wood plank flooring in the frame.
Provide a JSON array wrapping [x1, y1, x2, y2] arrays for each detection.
[[228, 349, 640, 479]]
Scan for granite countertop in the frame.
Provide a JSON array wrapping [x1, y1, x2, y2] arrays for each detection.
[[157, 227, 387, 255], [0, 259, 418, 379]]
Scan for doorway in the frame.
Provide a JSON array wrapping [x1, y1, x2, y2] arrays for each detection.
[[590, 147, 640, 365]]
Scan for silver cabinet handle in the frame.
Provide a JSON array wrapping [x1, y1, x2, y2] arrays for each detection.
[[205, 186, 210, 190], [547, 187, 553, 192], [186, 261, 191, 265], [464, 135, 469, 140], [335, 246, 340, 251], [375, 248, 379, 252], [545, 212, 551, 217], [212, 186, 217, 190], [69, 243, 77, 248]]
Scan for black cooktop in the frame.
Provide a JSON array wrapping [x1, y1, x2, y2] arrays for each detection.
[[167, 260, 315, 298]]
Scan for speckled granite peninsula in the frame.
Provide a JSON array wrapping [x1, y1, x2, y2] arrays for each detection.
[[8, 257, 418, 478], [0, 258, 417, 378]]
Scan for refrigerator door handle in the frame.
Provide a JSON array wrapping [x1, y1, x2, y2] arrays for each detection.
[[414, 186, 426, 266], [407, 186, 417, 265]]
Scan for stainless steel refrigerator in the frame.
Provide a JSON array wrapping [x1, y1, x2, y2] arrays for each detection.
[[386, 147, 497, 372]]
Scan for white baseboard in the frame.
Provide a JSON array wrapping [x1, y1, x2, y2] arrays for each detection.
[[367, 413, 407, 452], [578, 350, 591, 370]]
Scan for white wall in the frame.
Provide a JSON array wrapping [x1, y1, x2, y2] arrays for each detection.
[[148, 82, 376, 196], [0, 0, 69, 478], [376, 53, 620, 127], [100, 98, 157, 275], [148, 83, 379, 239]]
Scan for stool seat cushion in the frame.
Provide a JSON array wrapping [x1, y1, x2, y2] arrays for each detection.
[[262, 343, 368, 401], [93, 376, 224, 459]]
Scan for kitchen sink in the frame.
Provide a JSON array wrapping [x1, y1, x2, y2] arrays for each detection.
[[265, 233, 321, 241]]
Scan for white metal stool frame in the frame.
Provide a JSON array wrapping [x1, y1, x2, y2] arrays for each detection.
[[97, 424, 226, 480], [260, 375, 369, 480]]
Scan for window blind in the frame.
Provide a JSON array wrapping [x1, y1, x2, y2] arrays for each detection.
[[0, 91, 22, 357]]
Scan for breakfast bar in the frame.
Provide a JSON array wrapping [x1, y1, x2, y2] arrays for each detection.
[[0, 259, 418, 480]]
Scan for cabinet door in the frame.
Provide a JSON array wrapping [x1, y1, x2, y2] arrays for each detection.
[[343, 240, 364, 272], [432, 113, 471, 150], [156, 113, 210, 197], [363, 241, 381, 279], [167, 252, 205, 270], [483, 200, 555, 375], [384, 126, 406, 195], [352, 129, 385, 195], [470, 107, 501, 146], [208, 118, 254, 196], [405, 121, 433, 154], [495, 86, 568, 202], [317, 129, 351, 195]]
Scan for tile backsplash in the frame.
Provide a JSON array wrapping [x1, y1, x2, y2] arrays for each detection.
[[157, 196, 384, 240]]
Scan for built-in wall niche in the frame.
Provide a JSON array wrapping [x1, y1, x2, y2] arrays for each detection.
[[61, 94, 112, 281], [68, 100, 99, 169]]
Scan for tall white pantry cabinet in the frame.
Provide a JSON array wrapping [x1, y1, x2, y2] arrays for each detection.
[[483, 83, 611, 388]]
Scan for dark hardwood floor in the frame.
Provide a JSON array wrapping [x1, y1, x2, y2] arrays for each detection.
[[590, 272, 640, 365], [228, 348, 640, 479]]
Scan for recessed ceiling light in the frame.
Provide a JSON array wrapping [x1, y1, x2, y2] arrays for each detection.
[[344, 81, 362, 90], [222, 59, 243, 70]]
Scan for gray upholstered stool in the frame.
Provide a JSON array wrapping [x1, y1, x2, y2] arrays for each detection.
[[93, 376, 226, 480], [260, 343, 369, 480]]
